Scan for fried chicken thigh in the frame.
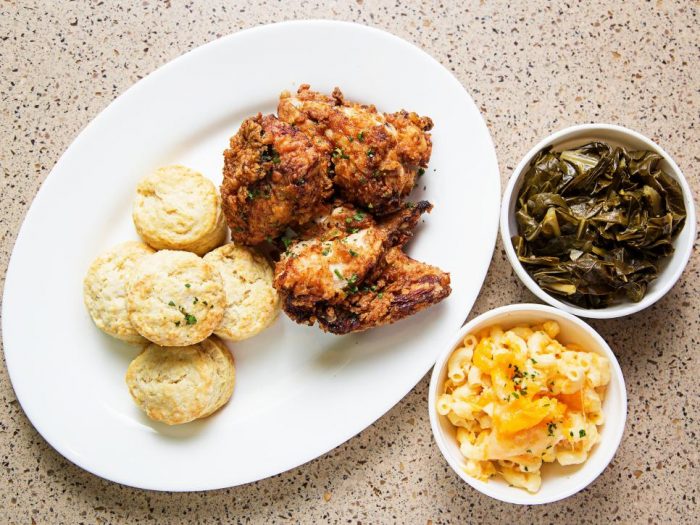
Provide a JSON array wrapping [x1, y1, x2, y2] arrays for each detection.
[[274, 201, 451, 334], [278, 85, 433, 214], [221, 114, 332, 245]]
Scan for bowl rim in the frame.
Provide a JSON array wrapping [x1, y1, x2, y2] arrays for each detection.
[[499, 122, 697, 319], [428, 303, 628, 505]]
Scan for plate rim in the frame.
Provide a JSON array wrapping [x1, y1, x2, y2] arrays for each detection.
[[1, 19, 501, 491]]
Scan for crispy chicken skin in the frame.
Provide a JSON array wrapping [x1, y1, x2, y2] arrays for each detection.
[[293, 201, 376, 242], [274, 226, 387, 305], [274, 202, 431, 305], [278, 85, 433, 214], [283, 248, 451, 334], [274, 201, 450, 333], [221, 114, 332, 245]]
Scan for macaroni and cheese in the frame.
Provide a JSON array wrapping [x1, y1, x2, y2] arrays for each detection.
[[437, 321, 610, 493]]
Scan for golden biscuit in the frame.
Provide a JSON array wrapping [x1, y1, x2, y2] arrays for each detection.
[[127, 250, 225, 346], [133, 165, 227, 256], [200, 336, 236, 417], [83, 241, 154, 344], [125, 336, 235, 425], [203, 243, 279, 341]]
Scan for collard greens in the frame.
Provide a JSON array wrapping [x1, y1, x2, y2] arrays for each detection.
[[512, 141, 686, 308]]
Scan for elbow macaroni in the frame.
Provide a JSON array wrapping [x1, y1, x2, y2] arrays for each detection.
[[439, 321, 610, 493]]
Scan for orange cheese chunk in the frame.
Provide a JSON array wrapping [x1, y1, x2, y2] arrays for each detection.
[[494, 397, 564, 435], [472, 338, 495, 372]]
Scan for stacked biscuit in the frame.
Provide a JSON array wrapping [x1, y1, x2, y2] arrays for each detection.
[[83, 165, 279, 425]]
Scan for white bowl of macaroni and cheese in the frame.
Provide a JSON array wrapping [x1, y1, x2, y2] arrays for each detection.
[[428, 303, 627, 504]]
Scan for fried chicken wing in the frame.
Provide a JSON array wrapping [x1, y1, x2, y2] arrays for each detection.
[[274, 201, 431, 305], [221, 114, 332, 245], [278, 85, 433, 214], [283, 248, 451, 334], [274, 201, 449, 333]]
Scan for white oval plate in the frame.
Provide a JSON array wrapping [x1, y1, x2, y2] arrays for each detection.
[[2, 21, 500, 491]]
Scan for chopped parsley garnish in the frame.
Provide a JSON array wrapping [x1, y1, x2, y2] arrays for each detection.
[[569, 431, 574, 437], [524, 466, 529, 472], [547, 422, 556, 436], [377, 292, 384, 298], [349, 249, 358, 257], [417, 167, 425, 176], [271, 151, 281, 164], [349, 228, 359, 234], [193, 297, 199, 304], [357, 131, 365, 142], [185, 283, 191, 288], [177, 305, 197, 325], [530, 358, 538, 364], [332, 147, 349, 160], [174, 321, 181, 326], [366, 148, 375, 158], [334, 270, 359, 293], [579, 429, 586, 438], [322, 247, 331, 256], [511, 391, 520, 399], [282, 236, 293, 249], [345, 217, 353, 223], [168, 301, 176, 307], [352, 211, 365, 221]]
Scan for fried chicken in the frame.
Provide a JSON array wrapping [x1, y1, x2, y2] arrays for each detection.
[[284, 247, 451, 334], [220, 114, 332, 245], [274, 201, 450, 333], [220, 87, 448, 334], [278, 85, 433, 214]]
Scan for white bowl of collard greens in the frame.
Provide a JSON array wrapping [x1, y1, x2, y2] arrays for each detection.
[[500, 123, 696, 319]]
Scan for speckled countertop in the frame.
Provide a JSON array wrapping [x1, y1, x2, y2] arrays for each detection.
[[1, 1, 698, 523]]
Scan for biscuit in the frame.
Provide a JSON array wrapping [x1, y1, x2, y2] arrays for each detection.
[[199, 336, 236, 417], [133, 165, 227, 256], [127, 250, 225, 346], [125, 336, 235, 425], [203, 243, 279, 341], [83, 241, 155, 344]]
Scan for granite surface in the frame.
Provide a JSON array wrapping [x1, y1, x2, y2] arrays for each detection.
[[1, 0, 698, 523]]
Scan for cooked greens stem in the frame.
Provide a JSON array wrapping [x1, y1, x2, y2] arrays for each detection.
[[560, 150, 599, 172]]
